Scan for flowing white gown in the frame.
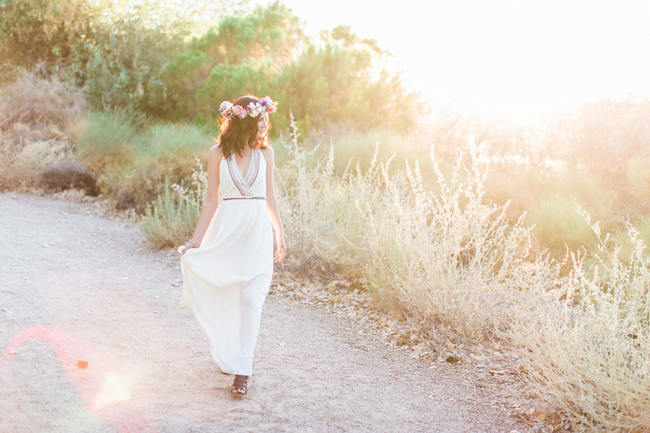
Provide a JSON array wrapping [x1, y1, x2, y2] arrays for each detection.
[[179, 146, 273, 376]]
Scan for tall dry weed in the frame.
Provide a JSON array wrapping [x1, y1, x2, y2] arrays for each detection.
[[6, 139, 76, 186], [276, 118, 648, 431], [358, 137, 563, 339], [502, 209, 649, 433], [0, 64, 86, 188], [0, 64, 86, 132], [274, 114, 389, 277]]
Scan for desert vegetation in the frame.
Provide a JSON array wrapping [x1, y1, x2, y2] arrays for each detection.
[[1, 1, 648, 432]]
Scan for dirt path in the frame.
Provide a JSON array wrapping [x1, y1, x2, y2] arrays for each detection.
[[0, 192, 533, 433]]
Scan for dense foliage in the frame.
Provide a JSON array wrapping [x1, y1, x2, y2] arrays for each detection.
[[0, 0, 420, 134]]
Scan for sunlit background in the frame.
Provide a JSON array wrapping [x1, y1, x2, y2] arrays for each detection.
[[279, 0, 650, 122]]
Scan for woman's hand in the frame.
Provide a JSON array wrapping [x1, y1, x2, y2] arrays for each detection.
[[274, 234, 286, 263], [179, 239, 200, 256], [179, 245, 194, 256]]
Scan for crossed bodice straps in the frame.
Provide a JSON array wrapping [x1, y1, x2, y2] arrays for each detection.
[[224, 147, 265, 198]]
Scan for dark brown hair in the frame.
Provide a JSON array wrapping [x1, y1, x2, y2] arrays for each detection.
[[217, 94, 272, 159]]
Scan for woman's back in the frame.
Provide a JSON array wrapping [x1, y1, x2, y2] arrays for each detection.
[[219, 147, 267, 199]]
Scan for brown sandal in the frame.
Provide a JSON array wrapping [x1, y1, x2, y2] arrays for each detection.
[[231, 375, 248, 395]]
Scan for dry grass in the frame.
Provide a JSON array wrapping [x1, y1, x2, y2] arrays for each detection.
[[270, 117, 649, 432], [138, 155, 207, 249], [0, 64, 86, 188], [273, 118, 377, 277], [0, 64, 87, 132], [6, 139, 76, 186], [357, 141, 559, 339], [502, 212, 649, 432]]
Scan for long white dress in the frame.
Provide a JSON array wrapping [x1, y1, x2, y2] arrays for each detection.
[[179, 146, 273, 376]]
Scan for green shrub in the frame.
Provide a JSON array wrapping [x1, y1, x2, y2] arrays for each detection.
[[626, 156, 650, 214], [194, 61, 276, 122], [0, 0, 99, 68], [485, 166, 612, 217], [528, 195, 600, 258], [319, 128, 424, 174], [138, 154, 206, 248], [97, 141, 207, 213], [275, 39, 418, 134], [73, 110, 139, 173], [133, 123, 215, 157]]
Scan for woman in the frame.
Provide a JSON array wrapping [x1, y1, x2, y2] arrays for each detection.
[[178, 94, 286, 396]]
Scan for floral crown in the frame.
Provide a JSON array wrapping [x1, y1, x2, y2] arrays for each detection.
[[218, 96, 278, 120]]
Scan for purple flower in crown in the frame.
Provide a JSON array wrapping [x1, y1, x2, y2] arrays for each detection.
[[260, 96, 277, 113]]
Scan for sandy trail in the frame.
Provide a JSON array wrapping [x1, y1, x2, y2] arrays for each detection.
[[0, 192, 532, 433]]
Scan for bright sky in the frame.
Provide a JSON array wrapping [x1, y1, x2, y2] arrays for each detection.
[[265, 0, 650, 122]]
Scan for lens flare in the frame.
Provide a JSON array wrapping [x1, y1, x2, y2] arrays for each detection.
[[2, 324, 156, 433], [91, 372, 132, 410]]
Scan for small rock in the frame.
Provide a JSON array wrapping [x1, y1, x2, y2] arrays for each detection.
[[445, 354, 460, 364], [39, 160, 99, 196]]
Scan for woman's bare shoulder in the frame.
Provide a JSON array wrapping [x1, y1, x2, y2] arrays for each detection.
[[260, 145, 274, 162], [209, 139, 223, 158]]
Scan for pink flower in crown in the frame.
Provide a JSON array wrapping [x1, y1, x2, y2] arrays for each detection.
[[232, 105, 246, 119], [219, 101, 233, 116]]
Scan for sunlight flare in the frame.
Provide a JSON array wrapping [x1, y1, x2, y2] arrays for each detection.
[[91, 372, 133, 410]]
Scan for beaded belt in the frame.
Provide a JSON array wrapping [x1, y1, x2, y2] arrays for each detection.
[[223, 196, 266, 200]]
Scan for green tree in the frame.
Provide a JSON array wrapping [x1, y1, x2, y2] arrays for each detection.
[[70, 14, 184, 116], [162, 1, 303, 121], [276, 26, 419, 133], [0, 0, 100, 68]]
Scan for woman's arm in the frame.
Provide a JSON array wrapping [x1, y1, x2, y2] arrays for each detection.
[[262, 146, 286, 262], [188, 144, 222, 246]]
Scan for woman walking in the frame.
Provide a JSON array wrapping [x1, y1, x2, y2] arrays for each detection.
[[178, 94, 286, 396]]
